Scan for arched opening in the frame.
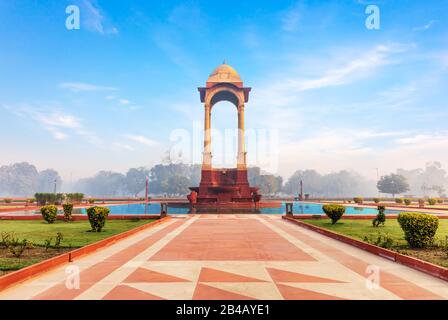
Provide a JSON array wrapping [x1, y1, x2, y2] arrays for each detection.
[[211, 100, 238, 168]]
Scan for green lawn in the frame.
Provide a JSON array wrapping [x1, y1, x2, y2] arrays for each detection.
[[302, 218, 448, 267], [0, 219, 155, 274], [0, 219, 155, 248]]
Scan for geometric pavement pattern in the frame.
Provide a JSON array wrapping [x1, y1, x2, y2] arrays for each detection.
[[0, 214, 447, 300]]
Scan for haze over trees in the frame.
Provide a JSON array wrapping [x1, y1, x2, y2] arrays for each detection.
[[283, 169, 376, 197], [0, 162, 62, 196], [0, 161, 447, 198], [377, 174, 410, 197], [397, 162, 447, 197]]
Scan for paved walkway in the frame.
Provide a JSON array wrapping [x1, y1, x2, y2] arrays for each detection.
[[1, 215, 447, 300]]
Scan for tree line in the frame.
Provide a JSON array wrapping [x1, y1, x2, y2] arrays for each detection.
[[0, 161, 446, 198]]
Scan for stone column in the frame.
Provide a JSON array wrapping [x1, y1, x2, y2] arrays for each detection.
[[237, 104, 246, 169], [202, 103, 212, 169]]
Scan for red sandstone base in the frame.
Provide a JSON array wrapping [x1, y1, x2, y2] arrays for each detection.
[[188, 168, 262, 209]]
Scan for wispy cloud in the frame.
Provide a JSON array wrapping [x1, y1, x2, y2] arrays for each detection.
[[287, 44, 412, 91], [3, 103, 101, 144], [81, 0, 118, 35], [60, 82, 117, 92], [413, 20, 437, 32], [252, 43, 414, 112], [113, 142, 135, 151], [119, 99, 130, 105], [126, 134, 157, 146], [281, 2, 302, 32]]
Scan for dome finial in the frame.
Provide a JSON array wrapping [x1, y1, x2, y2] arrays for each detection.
[[223, 59, 227, 65]]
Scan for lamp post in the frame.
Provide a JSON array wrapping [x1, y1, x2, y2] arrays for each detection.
[[375, 168, 380, 197], [145, 176, 149, 203]]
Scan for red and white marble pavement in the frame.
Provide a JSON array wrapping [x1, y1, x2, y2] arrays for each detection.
[[1, 214, 447, 300]]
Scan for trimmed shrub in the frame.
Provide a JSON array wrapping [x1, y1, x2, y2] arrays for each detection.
[[364, 233, 394, 249], [372, 206, 386, 227], [88, 198, 95, 204], [86, 206, 110, 232], [397, 212, 439, 248], [353, 197, 363, 205], [373, 198, 380, 204], [27, 198, 36, 204], [3, 198, 12, 204], [40, 205, 58, 224], [66, 193, 84, 204], [62, 203, 73, 221], [35, 193, 65, 205], [437, 199, 444, 204], [404, 198, 411, 206], [395, 198, 403, 204], [322, 204, 345, 225], [427, 198, 437, 206]]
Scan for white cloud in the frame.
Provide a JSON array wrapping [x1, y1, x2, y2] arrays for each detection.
[[35, 112, 82, 129], [281, 2, 301, 32], [126, 134, 157, 146], [113, 143, 135, 151], [3, 104, 102, 145], [275, 129, 448, 179], [60, 82, 117, 92], [287, 44, 410, 91], [119, 99, 131, 105], [82, 0, 118, 35], [413, 20, 437, 32]]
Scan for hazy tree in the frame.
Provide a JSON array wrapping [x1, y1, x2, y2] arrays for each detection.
[[76, 171, 126, 197], [125, 167, 150, 197], [397, 162, 447, 197], [283, 170, 323, 196], [377, 174, 410, 197], [37, 169, 62, 193], [149, 163, 200, 196], [0, 162, 39, 196]]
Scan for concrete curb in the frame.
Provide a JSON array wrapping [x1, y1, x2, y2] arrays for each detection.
[[0, 216, 171, 292], [282, 215, 448, 282]]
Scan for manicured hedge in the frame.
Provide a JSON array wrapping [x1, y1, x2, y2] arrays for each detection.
[[63, 203, 73, 221], [40, 205, 58, 224], [322, 204, 345, 224], [86, 206, 110, 232], [397, 212, 439, 248]]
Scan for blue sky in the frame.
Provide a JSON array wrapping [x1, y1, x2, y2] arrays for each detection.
[[0, 0, 447, 180]]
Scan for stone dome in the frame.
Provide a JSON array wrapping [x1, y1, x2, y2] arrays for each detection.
[[207, 62, 242, 83]]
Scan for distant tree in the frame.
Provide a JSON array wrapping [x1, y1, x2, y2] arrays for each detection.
[[37, 169, 62, 193], [283, 170, 323, 196], [397, 162, 448, 197], [76, 171, 126, 197], [377, 174, 410, 198], [0, 162, 39, 196], [149, 163, 200, 196], [125, 167, 150, 197], [247, 167, 283, 195]]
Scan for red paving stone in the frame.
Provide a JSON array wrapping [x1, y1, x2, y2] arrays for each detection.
[[276, 283, 346, 300], [1, 215, 447, 300], [266, 267, 345, 283], [193, 283, 256, 300], [103, 285, 164, 300], [198, 267, 266, 283], [125, 268, 189, 283], [33, 219, 186, 300], [150, 218, 315, 261], [268, 217, 444, 300]]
